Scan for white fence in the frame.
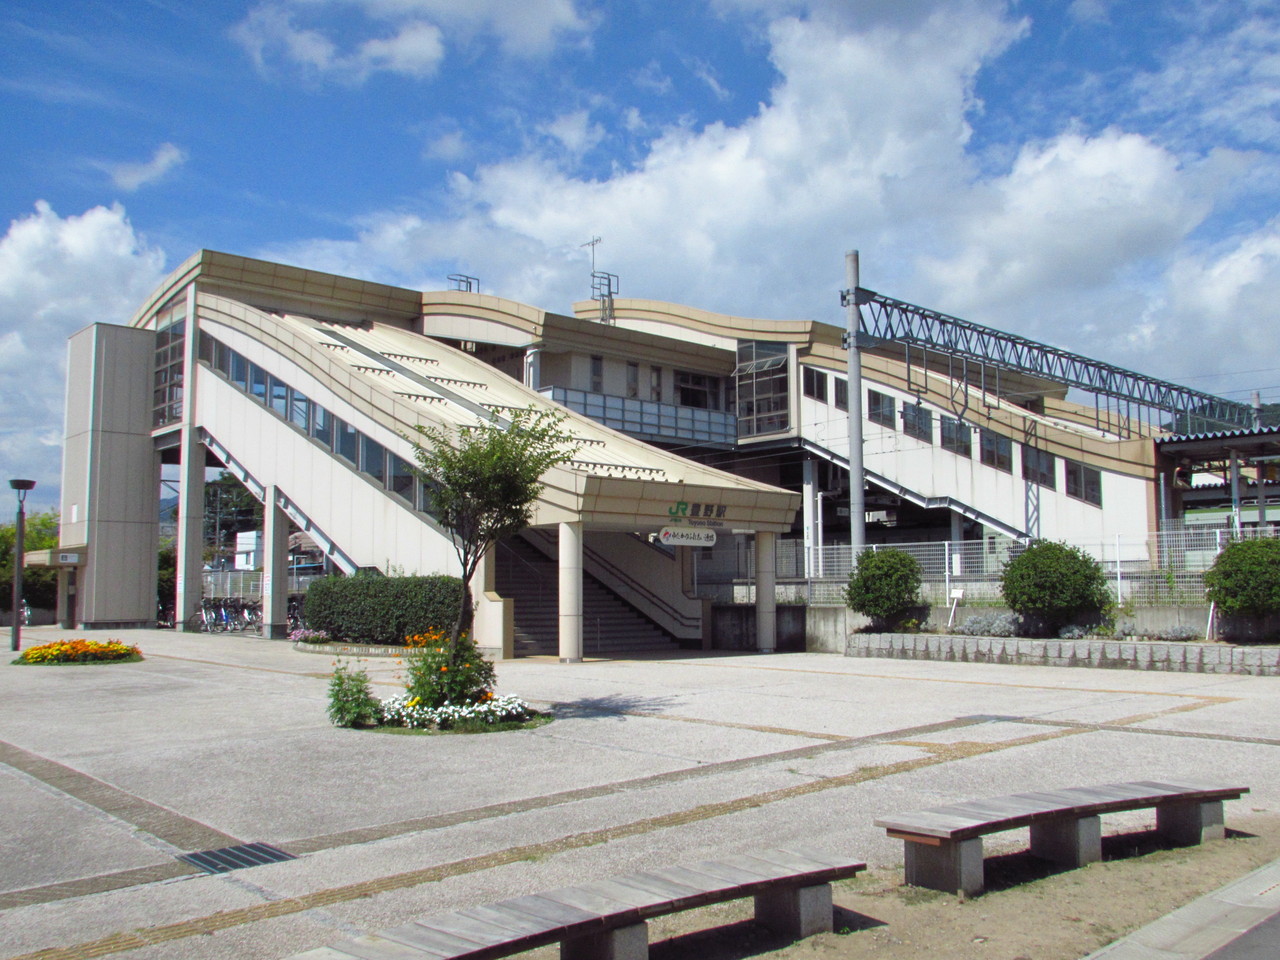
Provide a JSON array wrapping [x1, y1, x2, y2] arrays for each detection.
[[200, 571, 323, 598], [692, 520, 1272, 607]]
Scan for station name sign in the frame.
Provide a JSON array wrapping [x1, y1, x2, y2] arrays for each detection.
[[659, 527, 717, 547]]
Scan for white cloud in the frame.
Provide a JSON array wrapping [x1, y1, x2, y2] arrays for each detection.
[[0, 202, 167, 507], [233, 0, 590, 82], [100, 143, 188, 192], [260, 0, 1280, 400], [538, 110, 605, 156], [686, 58, 731, 101]]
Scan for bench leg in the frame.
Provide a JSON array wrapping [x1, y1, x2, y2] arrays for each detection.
[[755, 882, 833, 939], [1030, 815, 1102, 867], [903, 838, 984, 897], [561, 921, 648, 960], [1157, 799, 1225, 846]]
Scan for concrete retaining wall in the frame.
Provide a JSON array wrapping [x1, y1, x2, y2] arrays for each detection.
[[847, 633, 1280, 676]]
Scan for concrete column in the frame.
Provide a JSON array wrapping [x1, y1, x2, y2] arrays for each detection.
[[755, 531, 776, 653], [802, 459, 819, 579], [755, 883, 833, 939], [524, 348, 541, 391], [1030, 816, 1102, 867], [261, 486, 289, 639], [1157, 799, 1225, 846], [174, 425, 206, 629], [559, 521, 583, 663], [904, 837, 985, 896]]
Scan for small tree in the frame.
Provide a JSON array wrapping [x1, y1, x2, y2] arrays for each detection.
[[1204, 538, 1280, 616], [1001, 540, 1110, 635], [409, 407, 579, 655], [845, 548, 921, 628]]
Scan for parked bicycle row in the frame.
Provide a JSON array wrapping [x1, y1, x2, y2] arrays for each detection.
[[166, 595, 305, 634]]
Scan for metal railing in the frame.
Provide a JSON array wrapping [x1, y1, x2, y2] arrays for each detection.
[[692, 521, 1278, 607]]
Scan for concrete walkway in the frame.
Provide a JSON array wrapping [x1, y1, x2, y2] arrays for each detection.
[[2, 626, 1278, 960]]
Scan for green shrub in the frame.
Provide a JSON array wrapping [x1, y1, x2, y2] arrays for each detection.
[[845, 548, 922, 627], [304, 573, 463, 645], [1204, 538, 1280, 616], [1001, 540, 1110, 635], [403, 632, 497, 708], [327, 660, 381, 727]]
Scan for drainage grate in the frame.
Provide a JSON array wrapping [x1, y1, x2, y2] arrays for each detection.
[[178, 842, 298, 874]]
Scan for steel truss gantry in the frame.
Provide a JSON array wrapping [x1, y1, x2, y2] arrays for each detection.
[[844, 287, 1256, 435]]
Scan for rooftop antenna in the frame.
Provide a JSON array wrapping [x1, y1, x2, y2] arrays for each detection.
[[448, 274, 478, 293], [581, 236, 617, 325]]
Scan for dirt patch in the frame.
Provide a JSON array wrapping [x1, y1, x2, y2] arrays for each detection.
[[540, 814, 1280, 960]]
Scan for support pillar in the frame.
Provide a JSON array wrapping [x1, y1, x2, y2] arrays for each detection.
[[755, 531, 776, 653], [904, 837, 984, 896], [1157, 799, 1225, 846], [174, 425, 205, 629], [559, 521, 583, 662], [1030, 816, 1101, 867], [755, 883, 834, 939], [802, 459, 819, 579], [262, 487, 289, 639], [950, 511, 964, 576]]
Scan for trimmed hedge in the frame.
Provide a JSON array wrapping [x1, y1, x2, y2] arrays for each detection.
[[1205, 538, 1280, 617], [304, 574, 463, 645], [845, 548, 922, 628]]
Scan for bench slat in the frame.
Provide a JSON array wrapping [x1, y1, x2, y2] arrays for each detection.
[[454, 904, 565, 940], [378, 923, 494, 959], [328, 933, 453, 960]]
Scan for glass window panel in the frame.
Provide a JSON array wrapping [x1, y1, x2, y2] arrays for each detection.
[[334, 418, 358, 464], [229, 351, 248, 389], [941, 417, 971, 457], [361, 435, 386, 483], [269, 377, 289, 416], [902, 404, 932, 442], [249, 363, 267, 402], [389, 453, 415, 499], [311, 406, 332, 447], [289, 391, 310, 430]]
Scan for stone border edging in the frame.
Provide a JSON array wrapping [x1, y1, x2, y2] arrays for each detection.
[[292, 641, 406, 657], [846, 633, 1280, 676]]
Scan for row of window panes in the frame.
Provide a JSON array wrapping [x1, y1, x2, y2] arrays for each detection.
[[198, 333, 426, 511], [801, 367, 851, 412], [153, 298, 188, 427]]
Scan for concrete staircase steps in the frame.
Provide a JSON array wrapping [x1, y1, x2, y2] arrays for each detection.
[[496, 537, 679, 657]]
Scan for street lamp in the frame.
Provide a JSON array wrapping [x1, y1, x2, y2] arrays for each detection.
[[10, 479, 35, 652]]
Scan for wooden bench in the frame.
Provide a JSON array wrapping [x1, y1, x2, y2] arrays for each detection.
[[875, 779, 1249, 897], [289, 846, 865, 960]]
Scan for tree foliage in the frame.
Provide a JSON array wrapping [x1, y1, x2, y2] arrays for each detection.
[[1204, 538, 1280, 616], [844, 548, 921, 627], [1000, 540, 1110, 635], [409, 407, 580, 646], [0, 509, 60, 612]]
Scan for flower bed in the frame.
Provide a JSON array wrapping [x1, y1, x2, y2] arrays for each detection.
[[379, 693, 537, 730], [14, 639, 142, 664]]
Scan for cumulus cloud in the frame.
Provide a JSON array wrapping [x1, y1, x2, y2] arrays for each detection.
[[0, 202, 167, 507], [99, 143, 188, 192], [233, 0, 590, 82], [538, 110, 605, 157], [259, 0, 1280, 399]]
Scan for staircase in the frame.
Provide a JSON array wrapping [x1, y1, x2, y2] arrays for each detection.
[[496, 536, 680, 657]]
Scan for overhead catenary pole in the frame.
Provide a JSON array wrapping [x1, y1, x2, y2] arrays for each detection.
[[844, 251, 866, 561]]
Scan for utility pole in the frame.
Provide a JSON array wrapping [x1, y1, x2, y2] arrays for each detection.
[[842, 252, 866, 561]]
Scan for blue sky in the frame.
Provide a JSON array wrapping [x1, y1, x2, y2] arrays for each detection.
[[3, 0, 1279, 509]]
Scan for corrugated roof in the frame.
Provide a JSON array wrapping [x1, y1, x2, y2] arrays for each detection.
[[1156, 424, 1280, 445]]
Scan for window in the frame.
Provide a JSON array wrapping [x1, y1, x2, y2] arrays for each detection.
[[361, 435, 386, 484], [868, 389, 894, 428], [334, 418, 358, 464], [152, 296, 187, 427], [229, 351, 248, 390], [268, 376, 289, 417], [1065, 459, 1103, 506], [590, 355, 603, 393], [248, 362, 267, 403], [734, 341, 789, 437], [834, 377, 848, 411], [980, 429, 1011, 472], [289, 390, 311, 431], [1022, 445, 1056, 488], [902, 403, 932, 443], [650, 365, 663, 402], [940, 417, 971, 458], [311, 406, 332, 448], [388, 453, 416, 501], [626, 361, 639, 399], [802, 366, 828, 403], [676, 370, 721, 409]]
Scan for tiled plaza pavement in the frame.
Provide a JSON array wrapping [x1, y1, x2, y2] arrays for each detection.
[[2, 626, 1278, 960]]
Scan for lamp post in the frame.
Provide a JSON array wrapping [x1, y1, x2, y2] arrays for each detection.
[[10, 479, 35, 652]]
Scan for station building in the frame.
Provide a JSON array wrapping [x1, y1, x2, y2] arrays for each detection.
[[51, 250, 1268, 654]]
